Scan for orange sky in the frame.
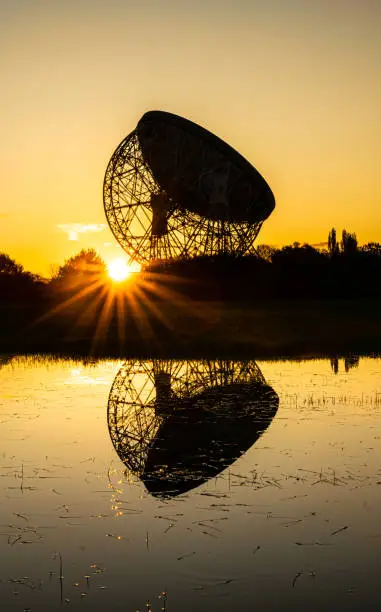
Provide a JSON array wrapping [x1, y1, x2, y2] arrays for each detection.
[[1, 0, 380, 276]]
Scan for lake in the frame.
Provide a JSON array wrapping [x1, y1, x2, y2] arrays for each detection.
[[0, 355, 380, 611]]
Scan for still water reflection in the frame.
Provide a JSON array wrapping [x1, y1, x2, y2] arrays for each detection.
[[108, 360, 278, 497], [0, 355, 380, 611]]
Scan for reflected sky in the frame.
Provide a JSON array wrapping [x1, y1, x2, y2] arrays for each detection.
[[0, 355, 380, 611]]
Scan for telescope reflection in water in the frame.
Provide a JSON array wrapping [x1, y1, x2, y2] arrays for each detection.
[[107, 360, 279, 497]]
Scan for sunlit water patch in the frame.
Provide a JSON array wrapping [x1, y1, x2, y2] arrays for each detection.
[[0, 355, 380, 611]]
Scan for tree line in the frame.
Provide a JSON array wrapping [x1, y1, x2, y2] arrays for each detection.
[[0, 248, 105, 298], [1, 229, 380, 353], [0, 248, 106, 338], [147, 228, 381, 300], [1, 229, 381, 304]]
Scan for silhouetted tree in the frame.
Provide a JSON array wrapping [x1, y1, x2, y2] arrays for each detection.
[[42, 249, 109, 338], [361, 242, 381, 256], [328, 228, 339, 257], [0, 253, 24, 275], [271, 243, 326, 266], [52, 249, 106, 290], [0, 253, 44, 339], [0, 252, 41, 287], [341, 230, 358, 256], [256, 244, 276, 262]]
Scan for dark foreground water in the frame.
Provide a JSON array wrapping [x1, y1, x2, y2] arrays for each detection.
[[0, 355, 380, 611]]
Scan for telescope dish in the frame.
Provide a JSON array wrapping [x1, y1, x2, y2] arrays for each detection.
[[103, 111, 275, 264]]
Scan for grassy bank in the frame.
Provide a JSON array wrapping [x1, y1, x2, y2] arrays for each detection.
[[1, 299, 381, 359]]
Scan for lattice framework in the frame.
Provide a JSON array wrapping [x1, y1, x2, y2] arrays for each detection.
[[107, 359, 266, 476], [103, 131, 263, 263]]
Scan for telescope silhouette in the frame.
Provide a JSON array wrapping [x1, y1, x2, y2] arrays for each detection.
[[108, 360, 278, 497]]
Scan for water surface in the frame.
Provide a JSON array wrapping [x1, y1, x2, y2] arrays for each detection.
[[0, 355, 380, 611]]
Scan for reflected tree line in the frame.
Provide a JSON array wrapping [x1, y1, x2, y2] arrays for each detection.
[[330, 354, 360, 374], [0, 353, 364, 494]]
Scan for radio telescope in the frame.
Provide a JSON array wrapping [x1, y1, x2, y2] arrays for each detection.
[[103, 111, 275, 264], [107, 359, 279, 497]]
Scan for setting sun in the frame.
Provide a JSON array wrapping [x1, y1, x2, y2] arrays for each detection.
[[107, 258, 140, 282]]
